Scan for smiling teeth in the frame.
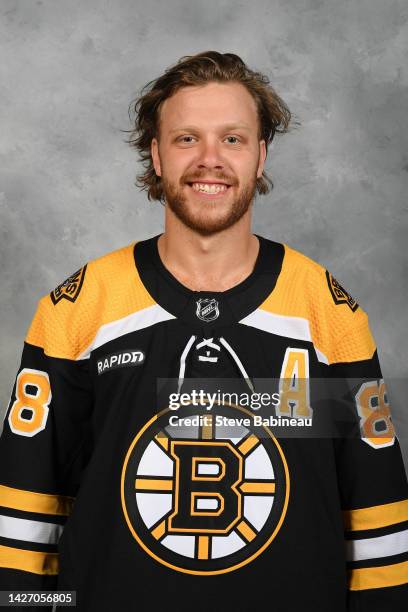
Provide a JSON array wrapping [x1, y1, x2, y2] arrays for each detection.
[[191, 183, 228, 193]]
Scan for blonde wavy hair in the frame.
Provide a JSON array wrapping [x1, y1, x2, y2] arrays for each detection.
[[123, 51, 295, 203]]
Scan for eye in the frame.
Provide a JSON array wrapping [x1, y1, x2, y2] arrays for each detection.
[[225, 135, 241, 144], [178, 135, 196, 143]]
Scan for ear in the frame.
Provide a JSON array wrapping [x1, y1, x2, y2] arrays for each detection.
[[256, 139, 267, 179], [151, 138, 162, 177]]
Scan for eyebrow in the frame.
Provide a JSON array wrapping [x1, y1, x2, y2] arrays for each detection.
[[169, 123, 252, 133]]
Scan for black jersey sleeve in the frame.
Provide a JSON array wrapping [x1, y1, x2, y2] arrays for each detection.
[[0, 285, 94, 607], [329, 317, 408, 610]]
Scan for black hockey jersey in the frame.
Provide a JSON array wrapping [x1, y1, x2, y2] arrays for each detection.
[[0, 233, 407, 611]]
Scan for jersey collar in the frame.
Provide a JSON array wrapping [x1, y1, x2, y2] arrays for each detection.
[[134, 233, 284, 334]]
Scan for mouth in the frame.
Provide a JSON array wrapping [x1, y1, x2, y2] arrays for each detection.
[[186, 181, 233, 198]]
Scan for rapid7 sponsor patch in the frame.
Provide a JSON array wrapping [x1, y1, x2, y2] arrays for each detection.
[[97, 350, 145, 375]]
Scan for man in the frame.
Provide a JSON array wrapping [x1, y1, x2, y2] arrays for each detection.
[[0, 51, 407, 611]]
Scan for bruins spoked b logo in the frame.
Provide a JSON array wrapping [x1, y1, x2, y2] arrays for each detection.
[[121, 402, 290, 575]]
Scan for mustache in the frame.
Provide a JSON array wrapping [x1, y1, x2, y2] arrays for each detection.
[[183, 174, 236, 185]]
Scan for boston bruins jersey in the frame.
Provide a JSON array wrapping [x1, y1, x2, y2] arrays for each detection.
[[0, 233, 407, 611]]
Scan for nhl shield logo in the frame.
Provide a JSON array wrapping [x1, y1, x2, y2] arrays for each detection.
[[196, 298, 219, 322]]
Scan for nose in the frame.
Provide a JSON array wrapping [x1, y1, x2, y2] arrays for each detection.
[[195, 137, 225, 171]]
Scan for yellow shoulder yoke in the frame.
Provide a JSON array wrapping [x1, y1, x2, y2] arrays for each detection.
[[26, 241, 156, 359], [259, 244, 375, 364]]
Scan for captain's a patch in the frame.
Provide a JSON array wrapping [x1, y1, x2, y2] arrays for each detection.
[[326, 270, 359, 312], [50, 265, 87, 305]]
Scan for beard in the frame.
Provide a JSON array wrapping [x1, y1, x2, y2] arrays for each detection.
[[160, 170, 258, 237]]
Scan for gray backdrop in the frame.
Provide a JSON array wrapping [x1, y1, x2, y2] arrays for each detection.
[[1, 0, 407, 471]]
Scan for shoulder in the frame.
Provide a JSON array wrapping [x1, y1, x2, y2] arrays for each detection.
[[49, 242, 136, 306], [261, 241, 375, 364], [268, 241, 362, 316], [25, 240, 154, 360]]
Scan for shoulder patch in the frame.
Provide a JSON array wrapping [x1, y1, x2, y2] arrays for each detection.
[[50, 264, 87, 305], [325, 270, 359, 312]]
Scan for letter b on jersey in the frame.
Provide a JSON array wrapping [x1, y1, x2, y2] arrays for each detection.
[[169, 441, 242, 533]]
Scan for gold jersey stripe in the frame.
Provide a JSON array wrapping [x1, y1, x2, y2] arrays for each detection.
[[237, 434, 259, 456], [198, 536, 209, 560], [0, 545, 58, 575], [348, 560, 408, 591], [240, 481, 276, 494], [0, 484, 74, 516], [201, 414, 213, 440], [155, 433, 169, 452], [151, 520, 166, 540], [343, 499, 408, 531], [135, 478, 173, 491], [236, 520, 257, 542]]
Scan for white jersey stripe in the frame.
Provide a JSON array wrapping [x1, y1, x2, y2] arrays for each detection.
[[0, 514, 64, 545], [77, 304, 176, 360], [346, 528, 408, 561], [239, 308, 329, 364]]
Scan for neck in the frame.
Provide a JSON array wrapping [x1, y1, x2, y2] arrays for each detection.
[[157, 217, 260, 292]]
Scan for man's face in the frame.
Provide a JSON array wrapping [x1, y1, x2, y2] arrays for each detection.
[[151, 81, 266, 236]]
